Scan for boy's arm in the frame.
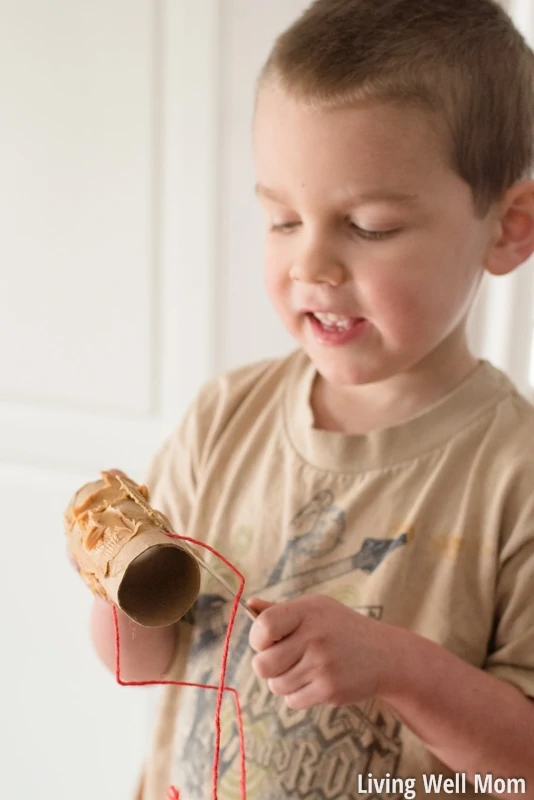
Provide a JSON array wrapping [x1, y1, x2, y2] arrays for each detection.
[[250, 595, 534, 799], [383, 627, 534, 796], [68, 545, 179, 681], [89, 596, 178, 683]]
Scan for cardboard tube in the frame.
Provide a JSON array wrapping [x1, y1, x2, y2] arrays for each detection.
[[64, 472, 201, 627], [103, 531, 201, 626]]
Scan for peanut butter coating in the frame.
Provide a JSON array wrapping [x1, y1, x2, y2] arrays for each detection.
[[64, 471, 201, 626]]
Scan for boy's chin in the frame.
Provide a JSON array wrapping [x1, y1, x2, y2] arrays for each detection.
[[309, 353, 385, 387]]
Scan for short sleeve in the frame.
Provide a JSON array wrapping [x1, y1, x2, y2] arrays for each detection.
[[143, 377, 220, 538], [484, 463, 534, 698]]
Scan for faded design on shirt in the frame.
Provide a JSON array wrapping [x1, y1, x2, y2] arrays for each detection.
[[175, 491, 407, 799]]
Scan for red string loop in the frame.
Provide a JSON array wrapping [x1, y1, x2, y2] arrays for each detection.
[[112, 533, 248, 800]]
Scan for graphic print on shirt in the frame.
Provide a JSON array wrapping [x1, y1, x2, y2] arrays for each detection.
[[178, 491, 407, 800]]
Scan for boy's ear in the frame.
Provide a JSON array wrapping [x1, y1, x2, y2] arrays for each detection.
[[485, 179, 534, 276]]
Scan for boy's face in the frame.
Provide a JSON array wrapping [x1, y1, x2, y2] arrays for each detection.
[[253, 86, 497, 386]]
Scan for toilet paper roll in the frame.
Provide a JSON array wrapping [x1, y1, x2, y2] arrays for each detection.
[[64, 471, 201, 627]]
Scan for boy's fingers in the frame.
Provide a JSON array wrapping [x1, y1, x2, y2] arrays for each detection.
[[249, 601, 303, 652], [108, 468, 127, 478], [247, 597, 274, 615]]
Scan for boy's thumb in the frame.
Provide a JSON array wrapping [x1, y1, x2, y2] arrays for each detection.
[[246, 597, 275, 615]]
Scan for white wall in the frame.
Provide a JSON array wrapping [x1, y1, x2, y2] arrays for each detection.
[[0, 2, 532, 800], [0, 2, 223, 798], [1, 2, 163, 797], [215, 0, 308, 371]]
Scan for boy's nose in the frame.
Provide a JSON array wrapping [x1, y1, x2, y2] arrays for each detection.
[[289, 252, 346, 286]]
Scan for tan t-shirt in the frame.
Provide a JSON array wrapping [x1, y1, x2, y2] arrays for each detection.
[[140, 350, 534, 800]]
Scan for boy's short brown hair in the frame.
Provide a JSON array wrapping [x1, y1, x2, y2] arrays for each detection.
[[258, 0, 534, 216]]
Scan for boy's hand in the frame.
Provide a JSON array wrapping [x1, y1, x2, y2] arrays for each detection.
[[248, 594, 396, 710]]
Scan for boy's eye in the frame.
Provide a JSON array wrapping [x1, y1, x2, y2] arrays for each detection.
[[349, 222, 396, 241], [270, 221, 301, 233]]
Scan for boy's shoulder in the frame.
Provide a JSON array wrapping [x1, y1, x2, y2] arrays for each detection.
[[175, 348, 307, 455], [487, 367, 534, 456], [192, 348, 305, 420], [451, 362, 534, 484], [460, 365, 534, 536], [146, 350, 307, 513]]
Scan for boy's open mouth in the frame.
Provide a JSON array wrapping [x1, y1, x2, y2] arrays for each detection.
[[306, 312, 369, 345], [310, 311, 361, 332]]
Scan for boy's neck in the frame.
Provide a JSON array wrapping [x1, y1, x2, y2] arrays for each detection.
[[310, 330, 479, 435]]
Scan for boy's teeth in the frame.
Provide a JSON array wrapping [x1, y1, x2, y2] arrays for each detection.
[[313, 312, 354, 331]]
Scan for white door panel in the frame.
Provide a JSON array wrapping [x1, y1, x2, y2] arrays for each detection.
[[1, 0, 154, 413], [1, 1, 219, 798]]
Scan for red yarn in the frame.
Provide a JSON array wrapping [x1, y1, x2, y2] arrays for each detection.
[[112, 533, 248, 800]]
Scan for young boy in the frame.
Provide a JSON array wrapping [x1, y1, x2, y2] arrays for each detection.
[[89, 1, 534, 797]]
